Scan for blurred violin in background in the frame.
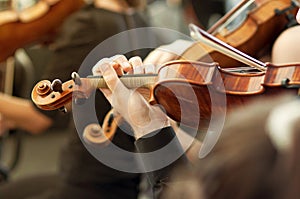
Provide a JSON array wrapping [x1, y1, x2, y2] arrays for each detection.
[[0, 0, 84, 104], [0, 0, 85, 62], [181, 0, 299, 67]]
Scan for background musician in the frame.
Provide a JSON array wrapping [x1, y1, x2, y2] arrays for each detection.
[[0, 1, 154, 199]]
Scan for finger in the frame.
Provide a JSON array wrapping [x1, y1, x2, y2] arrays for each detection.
[[111, 54, 132, 74], [92, 58, 112, 76], [99, 61, 129, 95], [129, 56, 144, 74], [92, 58, 114, 101], [111, 62, 124, 76], [101, 65, 130, 110]]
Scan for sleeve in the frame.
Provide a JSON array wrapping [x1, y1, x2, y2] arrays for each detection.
[[135, 127, 190, 198]]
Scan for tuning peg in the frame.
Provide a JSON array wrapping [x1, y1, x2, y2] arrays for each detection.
[[58, 106, 67, 113], [71, 72, 82, 86], [50, 79, 63, 93]]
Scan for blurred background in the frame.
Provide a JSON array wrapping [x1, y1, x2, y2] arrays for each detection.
[[0, 0, 226, 184]]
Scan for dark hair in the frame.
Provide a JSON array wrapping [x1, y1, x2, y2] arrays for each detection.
[[163, 95, 300, 199]]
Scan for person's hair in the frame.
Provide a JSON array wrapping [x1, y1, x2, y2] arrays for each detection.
[[162, 95, 300, 199]]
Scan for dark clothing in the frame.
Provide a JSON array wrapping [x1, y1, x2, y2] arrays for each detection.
[[0, 4, 152, 199], [135, 127, 189, 199]]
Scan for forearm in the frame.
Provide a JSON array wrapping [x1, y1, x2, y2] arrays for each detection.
[[0, 93, 52, 134]]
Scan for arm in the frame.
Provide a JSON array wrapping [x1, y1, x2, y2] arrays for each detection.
[[91, 55, 191, 197], [0, 92, 52, 135], [143, 39, 194, 66]]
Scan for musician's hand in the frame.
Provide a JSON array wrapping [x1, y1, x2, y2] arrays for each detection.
[[92, 55, 170, 139], [143, 39, 193, 67]]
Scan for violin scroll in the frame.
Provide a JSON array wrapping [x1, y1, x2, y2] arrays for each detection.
[[31, 79, 73, 111], [31, 72, 91, 111], [83, 109, 122, 145]]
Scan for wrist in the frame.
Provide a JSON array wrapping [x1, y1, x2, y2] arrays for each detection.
[[133, 118, 171, 140]]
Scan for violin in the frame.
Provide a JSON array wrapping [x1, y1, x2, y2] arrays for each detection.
[[0, 0, 85, 62], [31, 58, 300, 132], [30, 25, 300, 145], [181, 0, 299, 67]]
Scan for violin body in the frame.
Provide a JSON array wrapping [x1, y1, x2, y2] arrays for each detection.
[[154, 61, 300, 129], [181, 0, 299, 67], [0, 0, 84, 62], [153, 61, 218, 129]]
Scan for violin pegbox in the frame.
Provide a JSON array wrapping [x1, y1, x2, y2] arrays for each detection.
[[31, 72, 96, 111], [31, 77, 76, 111]]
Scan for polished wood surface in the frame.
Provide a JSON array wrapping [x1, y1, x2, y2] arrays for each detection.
[[264, 62, 300, 86], [0, 0, 84, 62], [181, 0, 298, 67], [31, 60, 300, 130]]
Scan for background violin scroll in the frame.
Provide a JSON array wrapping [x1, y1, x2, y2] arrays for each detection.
[[83, 110, 122, 146]]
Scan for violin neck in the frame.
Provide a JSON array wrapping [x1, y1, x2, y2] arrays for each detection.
[[87, 74, 157, 89]]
